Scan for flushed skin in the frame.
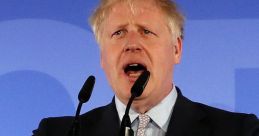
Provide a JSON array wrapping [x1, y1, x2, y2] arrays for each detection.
[[99, 0, 182, 113]]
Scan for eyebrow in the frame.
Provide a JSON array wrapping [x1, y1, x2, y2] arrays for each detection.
[[115, 24, 129, 29]]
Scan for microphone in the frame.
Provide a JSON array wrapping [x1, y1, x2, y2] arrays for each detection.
[[67, 75, 95, 136], [78, 75, 95, 103], [119, 70, 150, 136]]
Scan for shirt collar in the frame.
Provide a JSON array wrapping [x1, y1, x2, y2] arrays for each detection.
[[115, 85, 178, 131], [115, 95, 139, 123]]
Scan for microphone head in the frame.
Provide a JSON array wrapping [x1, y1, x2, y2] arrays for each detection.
[[131, 70, 150, 97], [78, 75, 95, 103]]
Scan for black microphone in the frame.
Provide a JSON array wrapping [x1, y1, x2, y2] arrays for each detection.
[[78, 75, 95, 103], [119, 70, 150, 136], [67, 75, 95, 136]]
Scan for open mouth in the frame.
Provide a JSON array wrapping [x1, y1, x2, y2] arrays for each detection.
[[124, 63, 147, 79]]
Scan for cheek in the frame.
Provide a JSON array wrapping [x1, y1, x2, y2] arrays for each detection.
[[103, 58, 111, 72], [152, 45, 175, 72], [101, 50, 117, 87], [100, 48, 111, 71], [101, 47, 119, 72], [156, 45, 174, 60]]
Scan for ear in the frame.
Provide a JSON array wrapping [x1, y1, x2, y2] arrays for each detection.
[[173, 37, 183, 64]]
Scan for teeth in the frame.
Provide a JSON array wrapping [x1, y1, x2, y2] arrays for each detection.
[[124, 63, 146, 74], [129, 64, 138, 66], [128, 72, 142, 77]]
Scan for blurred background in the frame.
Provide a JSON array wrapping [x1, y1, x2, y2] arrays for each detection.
[[0, 0, 259, 135]]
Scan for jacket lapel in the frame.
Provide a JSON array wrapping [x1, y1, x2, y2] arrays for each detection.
[[80, 98, 120, 136], [166, 87, 211, 136], [99, 99, 120, 136]]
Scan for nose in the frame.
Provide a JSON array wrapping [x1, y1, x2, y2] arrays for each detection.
[[123, 32, 142, 52]]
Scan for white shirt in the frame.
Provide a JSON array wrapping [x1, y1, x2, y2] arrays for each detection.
[[115, 85, 178, 136]]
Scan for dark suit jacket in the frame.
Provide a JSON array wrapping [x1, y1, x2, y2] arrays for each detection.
[[33, 88, 259, 136]]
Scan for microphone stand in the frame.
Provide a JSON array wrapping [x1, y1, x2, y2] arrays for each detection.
[[66, 75, 95, 136], [68, 102, 83, 136], [119, 71, 150, 136], [119, 95, 136, 136]]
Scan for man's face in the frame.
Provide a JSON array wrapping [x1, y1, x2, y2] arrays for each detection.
[[99, 0, 182, 108]]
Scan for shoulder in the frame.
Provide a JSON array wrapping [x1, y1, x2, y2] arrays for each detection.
[[174, 88, 259, 135], [176, 87, 259, 127], [33, 103, 115, 136], [32, 116, 74, 136], [195, 101, 258, 121], [79, 103, 114, 124], [194, 102, 259, 134]]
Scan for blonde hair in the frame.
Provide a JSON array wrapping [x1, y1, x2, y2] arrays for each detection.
[[89, 0, 184, 43]]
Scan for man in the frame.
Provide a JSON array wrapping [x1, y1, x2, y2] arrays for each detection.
[[33, 0, 259, 136]]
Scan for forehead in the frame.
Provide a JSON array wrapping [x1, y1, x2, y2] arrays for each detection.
[[110, 0, 157, 15], [104, 0, 167, 26]]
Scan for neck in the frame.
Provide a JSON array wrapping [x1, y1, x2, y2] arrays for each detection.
[[131, 87, 172, 113]]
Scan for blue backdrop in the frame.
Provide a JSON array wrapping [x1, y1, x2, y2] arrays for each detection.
[[0, 0, 259, 135]]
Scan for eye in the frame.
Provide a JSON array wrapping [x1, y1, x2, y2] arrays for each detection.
[[141, 29, 157, 36], [143, 29, 152, 34], [113, 30, 122, 36], [111, 29, 126, 38]]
